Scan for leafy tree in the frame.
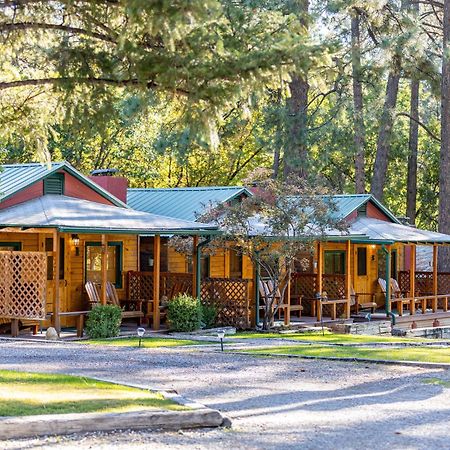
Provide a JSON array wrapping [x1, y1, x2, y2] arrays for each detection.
[[204, 169, 347, 330]]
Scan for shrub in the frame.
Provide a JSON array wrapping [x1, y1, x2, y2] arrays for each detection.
[[85, 304, 122, 339], [167, 294, 202, 332], [201, 304, 217, 329]]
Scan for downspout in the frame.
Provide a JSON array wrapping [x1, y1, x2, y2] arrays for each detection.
[[381, 244, 396, 325], [196, 236, 212, 299]]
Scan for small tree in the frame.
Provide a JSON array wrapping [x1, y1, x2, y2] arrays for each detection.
[[205, 169, 347, 330]]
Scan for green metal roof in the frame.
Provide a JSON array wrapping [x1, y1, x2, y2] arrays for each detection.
[[127, 186, 252, 221], [321, 194, 400, 223], [0, 162, 127, 208]]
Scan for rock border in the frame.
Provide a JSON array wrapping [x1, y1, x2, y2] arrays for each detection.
[[0, 377, 226, 440]]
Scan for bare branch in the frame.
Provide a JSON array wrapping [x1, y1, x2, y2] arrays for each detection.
[[397, 112, 441, 142]]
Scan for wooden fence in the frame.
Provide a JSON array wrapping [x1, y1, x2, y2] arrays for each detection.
[[398, 271, 450, 295], [0, 251, 47, 319]]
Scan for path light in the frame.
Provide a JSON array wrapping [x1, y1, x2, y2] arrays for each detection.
[[137, 327, 145, 347], [217, 329, 225, 352]]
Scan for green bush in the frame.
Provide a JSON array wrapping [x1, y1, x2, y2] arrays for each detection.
[[167, 294, 202, 332], [85, 304, 122, 339], [201, 304, 217, 329]]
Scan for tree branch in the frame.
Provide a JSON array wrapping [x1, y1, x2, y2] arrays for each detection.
[[397, 112, 441, 142], [0, 22, 116, 43]]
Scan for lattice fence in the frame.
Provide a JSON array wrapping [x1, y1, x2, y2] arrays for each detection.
[[127, 271, 154, 301], [201, 278, 250, 329], [0, 251, 47, 319], [161, 272, 193, 298], [398, 271, 450, 295]]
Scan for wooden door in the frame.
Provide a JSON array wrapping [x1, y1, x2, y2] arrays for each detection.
[[354, 246, 370, 295]]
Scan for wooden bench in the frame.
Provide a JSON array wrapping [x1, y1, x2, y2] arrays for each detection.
[[10, 319, 39, 337]]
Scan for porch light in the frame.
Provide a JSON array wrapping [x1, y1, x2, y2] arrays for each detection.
[[71, 234, 80, 256], [137, 327, 145, 347], [217, 329, 225, 351]]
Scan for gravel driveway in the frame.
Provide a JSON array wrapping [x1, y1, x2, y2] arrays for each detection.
[[0, 339, 449, 450]]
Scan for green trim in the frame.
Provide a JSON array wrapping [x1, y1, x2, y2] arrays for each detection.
[[85, 241, 123, 289], [0, 242, 21, 250], [60, 228, 219, 235]]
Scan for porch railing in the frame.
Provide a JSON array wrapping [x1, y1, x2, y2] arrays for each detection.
[[127, 271, 250, 329], [290, 272, 346, 318], [398, 270, 450, 296]]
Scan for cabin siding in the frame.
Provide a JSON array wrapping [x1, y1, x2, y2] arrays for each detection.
[[0, 182, 43, 210], [62, 171, 116, 206]]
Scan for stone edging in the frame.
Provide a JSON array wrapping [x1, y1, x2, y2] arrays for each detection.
[[0, 377, 226, 440], [232, 350, 450, 370]]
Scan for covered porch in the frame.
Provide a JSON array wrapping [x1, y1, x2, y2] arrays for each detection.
[[0, 195, 216, 337], [256, 217, 450, 328]]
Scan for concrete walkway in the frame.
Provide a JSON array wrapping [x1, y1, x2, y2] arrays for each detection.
[[0, 340, 449, 449]]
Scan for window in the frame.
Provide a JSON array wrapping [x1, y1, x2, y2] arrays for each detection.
[[85, 242, 122, 288], [200, 255, 210, 279], [357, 247, 367, 276], [378, 249, 397, 279], [45, 238, 65, 280], [139, 237, 168, 272], [0, 242, 21, 251], [229, 249, 243, 278], [324, 250, 346, 275], [44, 173, 65, 195]]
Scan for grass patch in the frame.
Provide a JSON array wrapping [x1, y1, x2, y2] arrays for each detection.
[[423, 377, 450, 387], [85, 337, 214, 348], [0, 370, 186, 417], [231, 331, 434, 344], [242, 344, 450, 363]]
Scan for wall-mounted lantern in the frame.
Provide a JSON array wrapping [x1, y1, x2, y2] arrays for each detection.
[[71, 234, 80, 256]]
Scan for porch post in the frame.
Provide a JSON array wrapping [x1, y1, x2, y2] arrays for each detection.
[[345, 240, 351, 319], [255, 252, 260, 327], [384, 245, 391, 315], [410, 244, 416, 315], [101, 234, 108, 305], [152, 235, 161, 330], [192, 235, 199, 297], [284, 275, 291, 326], [316, 241, 323, 320], [433, 244, 438, 312], [53, 229, 61, 333]]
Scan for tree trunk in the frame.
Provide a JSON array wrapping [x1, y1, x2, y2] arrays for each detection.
[[406, 79, 419, 225], [439, 0, 450, 270], [351, 11, 366, 194], [283, 0, 309, 180], [370, 70, 401, 200]]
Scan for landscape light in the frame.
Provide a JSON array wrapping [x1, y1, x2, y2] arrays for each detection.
[[217, 329, 225, 352], [137, 327, 145, 347]]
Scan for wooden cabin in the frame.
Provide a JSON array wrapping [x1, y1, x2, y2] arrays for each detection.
[[128, 188, 450, 329], [0, 163, 215, 336]]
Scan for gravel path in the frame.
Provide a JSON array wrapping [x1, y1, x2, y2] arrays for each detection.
[[0, 339, 449, 449]]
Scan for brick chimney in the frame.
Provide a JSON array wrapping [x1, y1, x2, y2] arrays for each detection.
[[89, 168, 128, 204]]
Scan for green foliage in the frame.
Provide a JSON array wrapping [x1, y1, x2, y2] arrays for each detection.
[[85, 305, 122, 339], [201, 304, 218, 329], [167, 294, 202, 332]]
